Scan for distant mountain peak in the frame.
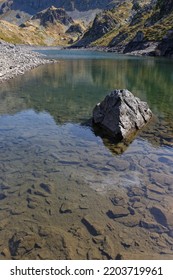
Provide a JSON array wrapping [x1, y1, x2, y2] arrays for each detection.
[[31, 6, 74, 27]]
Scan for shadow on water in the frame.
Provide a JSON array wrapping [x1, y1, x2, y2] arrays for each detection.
[[1, 54, 173, 120]]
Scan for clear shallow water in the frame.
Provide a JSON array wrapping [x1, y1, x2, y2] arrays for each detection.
[[0, 50, 173, 260]]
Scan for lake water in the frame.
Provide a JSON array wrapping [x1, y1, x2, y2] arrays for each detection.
[[0, 50, 173, 259]]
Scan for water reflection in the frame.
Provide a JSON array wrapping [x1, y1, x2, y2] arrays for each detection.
[[0, 51, 173, 259], [1, 55, 173, 122]]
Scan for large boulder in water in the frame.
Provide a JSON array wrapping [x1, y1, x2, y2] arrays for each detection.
[[92, 89, 152, 140]]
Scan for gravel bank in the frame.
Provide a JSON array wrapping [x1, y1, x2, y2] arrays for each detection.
[[0, 40, 54, 83]]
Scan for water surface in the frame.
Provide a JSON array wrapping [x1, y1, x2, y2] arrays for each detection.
[[0, 50, 173, 259]]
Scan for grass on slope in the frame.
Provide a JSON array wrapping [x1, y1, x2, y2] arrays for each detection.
[[0, 19, 73, 46], [91, 2, 173, 48]]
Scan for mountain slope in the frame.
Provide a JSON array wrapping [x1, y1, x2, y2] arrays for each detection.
[[0, 0, 173, 56], [0, 19, 72, 45], [0, 0, 121, 27], [0, 6, 78, 46], [72, 0, 173, 56]]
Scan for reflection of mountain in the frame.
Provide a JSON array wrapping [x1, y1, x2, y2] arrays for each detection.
[[0, 81, 28, 115], [1, 53, 173, 126], [1, 52, 173, 153]]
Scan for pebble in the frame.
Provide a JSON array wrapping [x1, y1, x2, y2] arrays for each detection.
[[146, 190, 163, 202], [82, 216, 104, 236], [107, 158, 130, 171], [121, 238, 134, 248], [107, 206, 130, 219], [139, 220, 168, 234], [0, 194, 6, 200], [59, 201, 78, 214], [34, 190, 49, 197], [149, 206, 167, 227], [40, 183, 52, 194], [0, 40, 53, 83], [132, 201, 144, 209], [147, 184, 166, 195], [118, 214, 140, 227], [0, 248, 11, 259], [149, 171, 173, 188]]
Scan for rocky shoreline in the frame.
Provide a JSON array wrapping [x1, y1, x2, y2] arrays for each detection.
[[0, 41, 55, 83], [67, 44, 152, 57], [69, 36, 173, 58]]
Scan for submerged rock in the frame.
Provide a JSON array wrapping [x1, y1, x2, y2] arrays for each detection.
[[81, 216, 103, 236], [92, 89, 152, 140], [107, 206, 130, 219]]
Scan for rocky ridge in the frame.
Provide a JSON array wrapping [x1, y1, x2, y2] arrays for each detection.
[[31, 6, 74, 27], [72, 10, 120, 47]]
